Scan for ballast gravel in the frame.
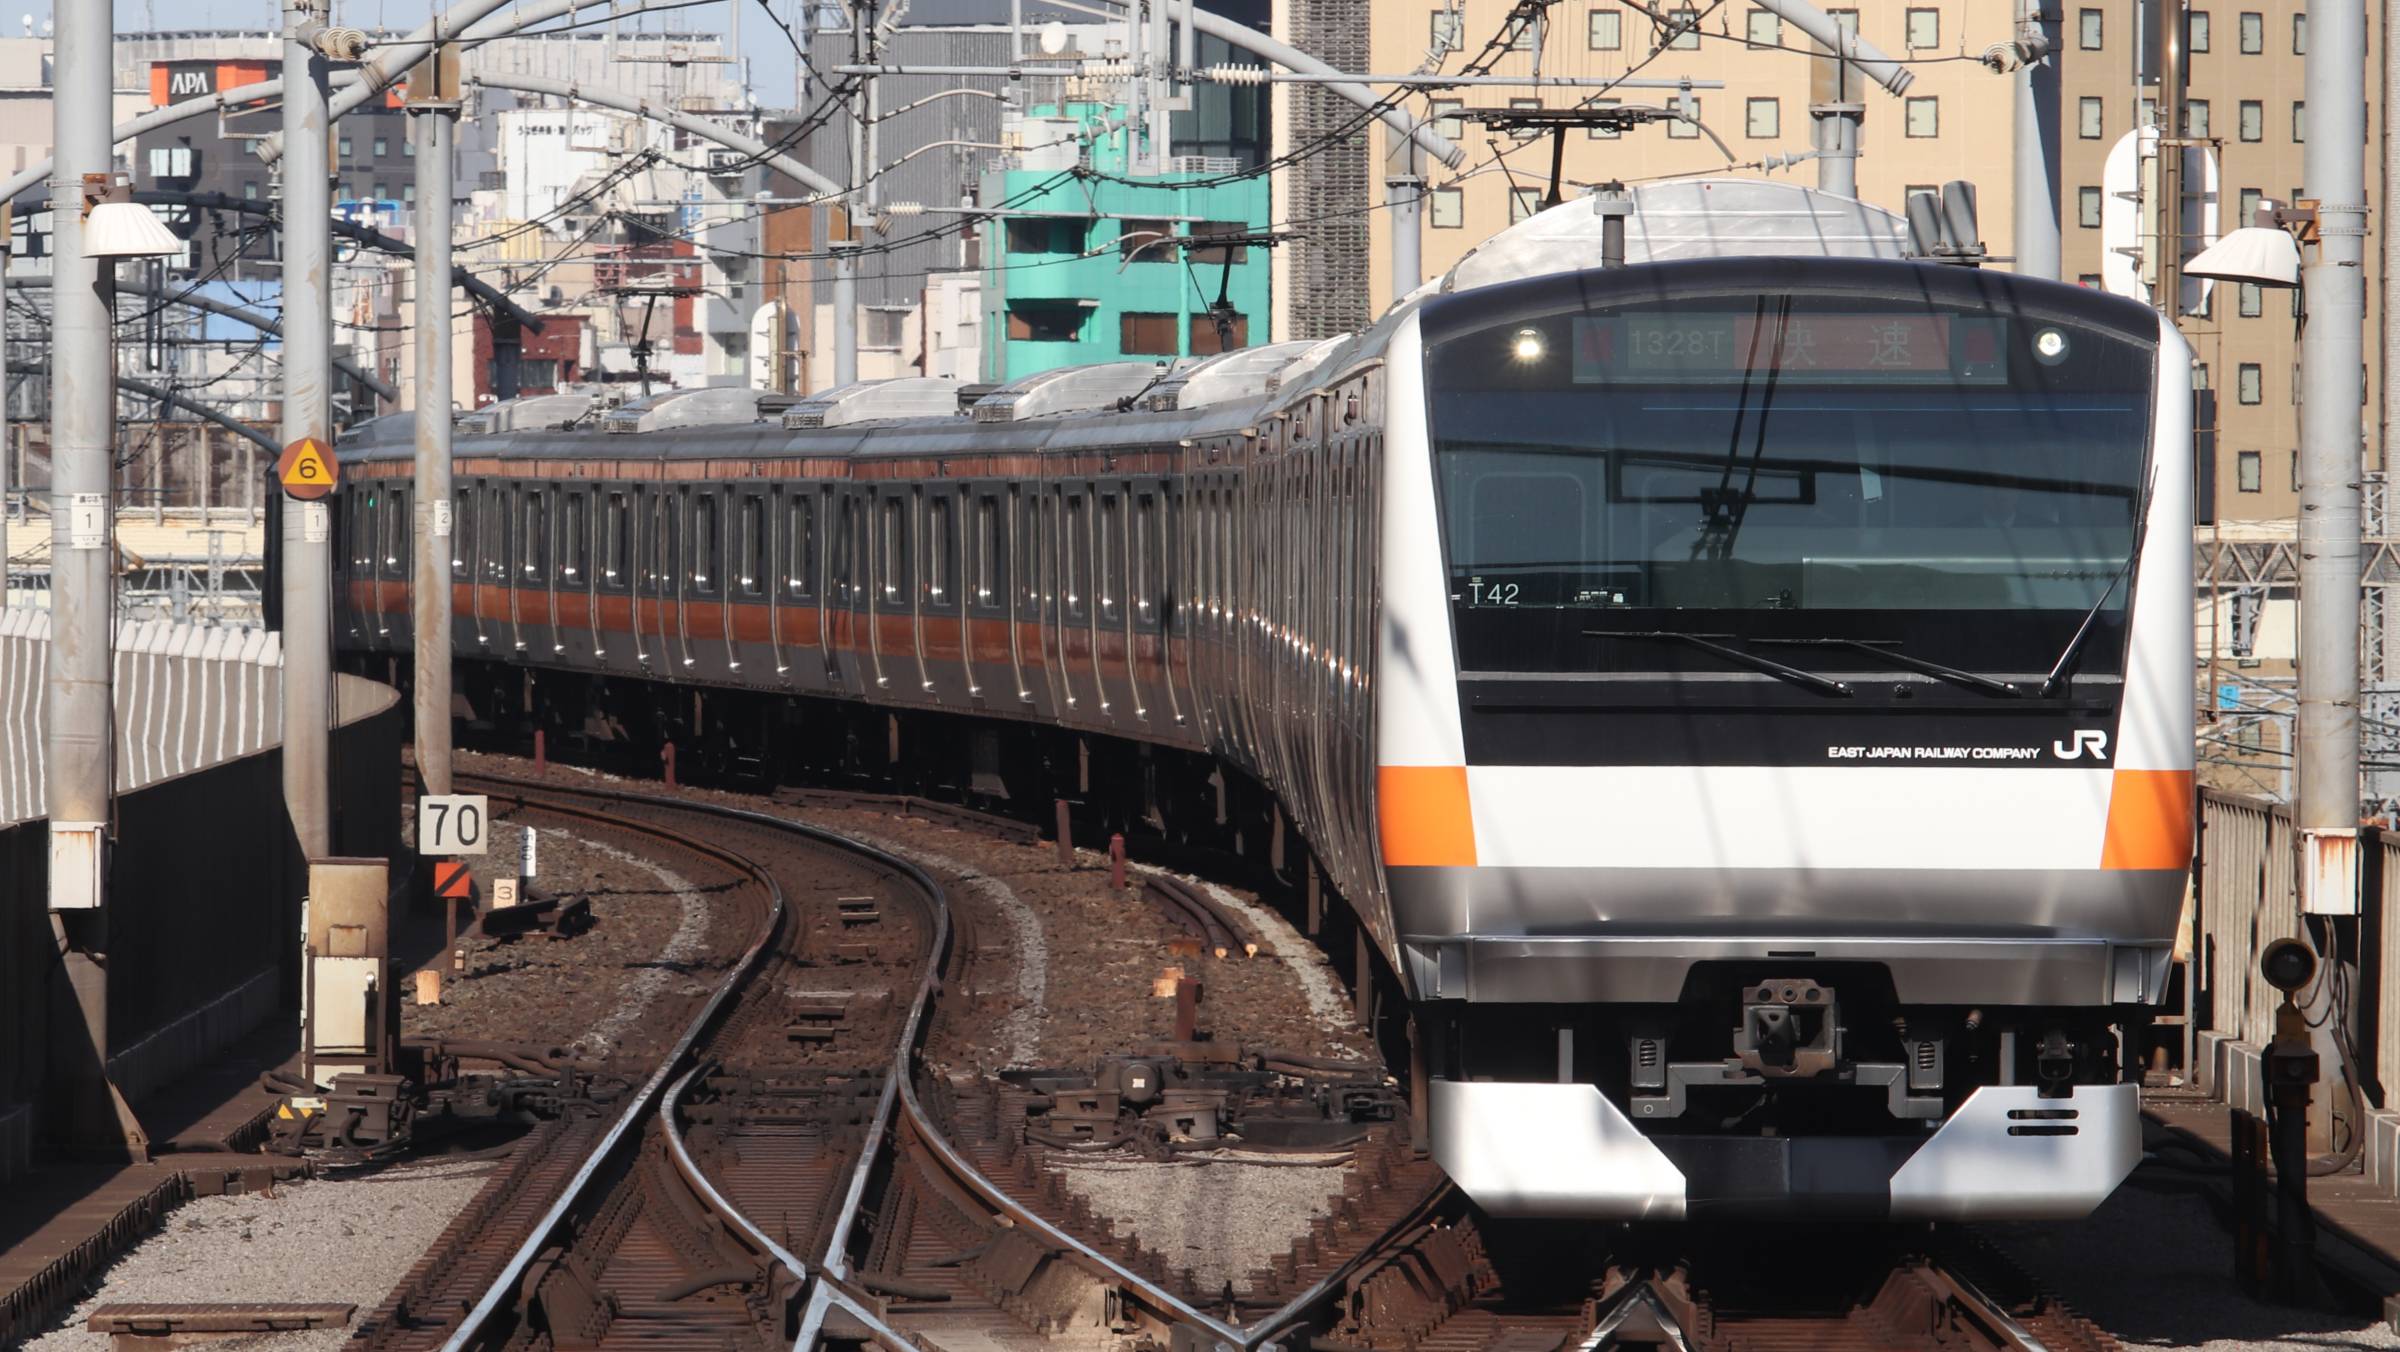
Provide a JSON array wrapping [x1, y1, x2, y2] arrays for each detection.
[[23, 1159, 496, 1351], [1050, 1152, 1351, 1298]]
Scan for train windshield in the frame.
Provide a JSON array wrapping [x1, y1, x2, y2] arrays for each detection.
[[1425, 284, 2156, 678]]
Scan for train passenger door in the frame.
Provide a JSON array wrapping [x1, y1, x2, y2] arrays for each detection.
[[508, 483, 538, 653], [552, 488, 584, 658], [380, 483, 408, 647], [909, 487, 938, 694], [680, 488, 712, 672]]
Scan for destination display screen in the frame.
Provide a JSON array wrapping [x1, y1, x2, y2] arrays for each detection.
[[1572, 311, 2009, 384]]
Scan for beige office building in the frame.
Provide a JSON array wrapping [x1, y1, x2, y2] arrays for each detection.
[[1270, 3, 2025, 337], [2056, 1, 2381, 528]]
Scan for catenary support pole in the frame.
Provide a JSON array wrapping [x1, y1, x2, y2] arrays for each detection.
[[2385, 0, 2400, 480], [411, 101, 457, 798], [2158, 0, 2186, 323], [282, 0, 335, 860], [2296, 0, 2368, 1157], [48, 0, 144, 1157], [1387, 146, 1422, 306], [836, 1, 866, 389], [2012, 0, 2060, 280]]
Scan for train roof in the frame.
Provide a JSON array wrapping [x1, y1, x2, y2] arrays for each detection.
[[337, 180, 1944, 469]]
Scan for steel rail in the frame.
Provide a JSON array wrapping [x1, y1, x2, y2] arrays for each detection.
[[432, 773, 789, 1352]]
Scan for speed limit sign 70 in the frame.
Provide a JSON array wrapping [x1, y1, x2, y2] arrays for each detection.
[[418, 794, 489, 855]]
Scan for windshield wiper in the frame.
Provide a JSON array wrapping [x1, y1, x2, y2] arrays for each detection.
[[1749, 638, 2021, 698], [2038, 464, 2157, 698], [1589, 630, 1854, 698]]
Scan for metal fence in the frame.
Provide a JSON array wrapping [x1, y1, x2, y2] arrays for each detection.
[[0, 609, 284, 826], [2196, 789, 2400, 1108]]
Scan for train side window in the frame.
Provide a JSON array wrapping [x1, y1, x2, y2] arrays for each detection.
[[736, 494, 765, 596], [382, 486, 409, 576], [560, 492, 586, 583], [1018, 491, 1042, 612], [483, 487, 510, 583], [879, 496, 910, 605], [784, 495, 816, 598], [647, 494, 679, 594], [974, 494, 1006, 609], [521, 491, 546, 580], [452, 489, 474, 579], [925, 493, 953, 605], [601, 492, 628, 588], [690, 492, 719, 594], [1098, 491, 1121, 622], [830, 495, 856, 601], [1135, 491, 1159, 626], [1064, 492, 1087, 619]]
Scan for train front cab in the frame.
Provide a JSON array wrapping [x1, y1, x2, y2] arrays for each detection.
[[1377, 259, 2194, 1221]]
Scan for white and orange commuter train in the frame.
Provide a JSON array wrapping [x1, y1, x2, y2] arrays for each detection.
[[336, 180, 2194, 1221]]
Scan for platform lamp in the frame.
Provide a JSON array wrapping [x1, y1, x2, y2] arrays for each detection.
[[2184, 199, 2306, 290]]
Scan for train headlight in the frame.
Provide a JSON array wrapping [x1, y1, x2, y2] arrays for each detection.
[[2032, 327, 2070, 365], [1511, 327, 1547, 362]]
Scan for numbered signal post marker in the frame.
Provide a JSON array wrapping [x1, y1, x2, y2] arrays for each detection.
[[276, 436, 338, 501], [418, 794, 490, 855]]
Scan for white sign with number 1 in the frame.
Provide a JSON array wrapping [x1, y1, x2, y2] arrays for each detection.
[[418, 794, 489, 855]]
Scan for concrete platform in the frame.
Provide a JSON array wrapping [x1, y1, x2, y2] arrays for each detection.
[[2145, 1082, 2400, 1326]]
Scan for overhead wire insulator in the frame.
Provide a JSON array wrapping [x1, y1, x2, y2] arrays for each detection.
[[1200, 64, 1271, 85]]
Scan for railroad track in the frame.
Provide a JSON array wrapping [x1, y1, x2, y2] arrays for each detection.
[[340, 765, 2121, 1352]]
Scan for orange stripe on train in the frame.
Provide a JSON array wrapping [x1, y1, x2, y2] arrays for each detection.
[[2100, 769, 2195, 870], [1378, 766, 1477, 868]]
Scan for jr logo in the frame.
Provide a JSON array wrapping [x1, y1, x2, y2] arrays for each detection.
[[2052, 730, 2111, 761]]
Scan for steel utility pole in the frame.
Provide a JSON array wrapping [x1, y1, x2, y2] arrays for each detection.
[[2296, 0, 2367, 912], [409, 47, 460, 798], [1388, 141, 1423, 306], [2156, 0, 2187, 325], [2011, 0, 2060, 280], [834, 1, 866, 388], [281, 0, 350, 860], [1, 219, 11, 608], [48, 0, 142, 1155]]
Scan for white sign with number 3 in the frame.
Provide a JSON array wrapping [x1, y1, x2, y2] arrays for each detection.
[[418, 794, 489, 855]]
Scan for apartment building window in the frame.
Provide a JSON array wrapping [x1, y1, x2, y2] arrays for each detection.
[[2239, 187, 2262, 222], [2078, 272, 2103, 289], [403, 183, 415, 203], [1190, 313, 1249, 355], [1746, 8, 1779, 45], [1510, 187, 1543, 222], [2185, 99, 2209, 139], [2293, 13, 2305, 53], [2188, 11, 2209, 52], [1430, 187, 1464, 228], [1905, 97, 1939, 137], [2293, 101, 2305, 142], [2237, 451, 2261, 492], [2079, 96, 2103, 138], [1587, 97, 1624, 136], [2140, 97, 2158, 127], [2079, 8, 2102, 48], [1746, 97, 1780, 138], [1667, 97, 1700, 136], [2192, 362, 2209, 390], [2078, 186, 2102, 228], [2239, 100, 2262, 141], [1120, 312, 1177, 356], [1433, 99, 1465, 140], [2240, 282, 2262, 317], [243, 181, 258, 200], [1905, 8, 1939, 49], [1662, 8, 1702, 50], [1905, 184, 1939, 211], [373, 137, 388, 157], [338, 136, 351, 158], [403, 136, 414, 156], [371, 182, 388, 202], [1430, 10, 1462, 53], [2238, 363, 2263, 405], [866, 309, 908, 349], [2239, 10, 2262, 52], [1589, 8, 1622, 49]]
